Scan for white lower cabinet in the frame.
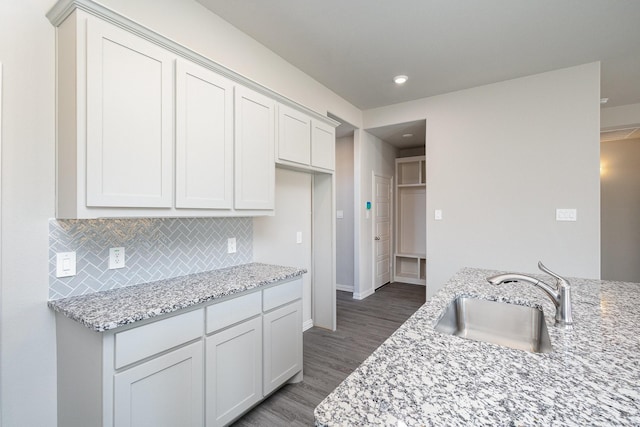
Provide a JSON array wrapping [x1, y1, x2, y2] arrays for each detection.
[[114, 341, 204, 427], [55, 278, 303, 427], [206, 316, 262, 426], [263, 300, 303, 395]]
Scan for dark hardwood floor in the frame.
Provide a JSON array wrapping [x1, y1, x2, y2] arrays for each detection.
[[231, 282, 426, 426]]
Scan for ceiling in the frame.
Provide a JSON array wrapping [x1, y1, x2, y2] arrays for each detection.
[[367, 121, 427, 149], [600, 127, 640, 142], [196, 0, 640, 111]]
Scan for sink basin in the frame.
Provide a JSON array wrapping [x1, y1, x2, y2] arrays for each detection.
[[434, 296, 552, 353]]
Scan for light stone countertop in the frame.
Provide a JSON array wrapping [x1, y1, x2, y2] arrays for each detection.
[[48, 262, 306, 332], [314, 267, 640, 426]]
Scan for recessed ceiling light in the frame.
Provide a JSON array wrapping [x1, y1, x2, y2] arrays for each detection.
[[600, 97, 609, 104], [402, 133, 413, 138], [394, 75, 408, 85]]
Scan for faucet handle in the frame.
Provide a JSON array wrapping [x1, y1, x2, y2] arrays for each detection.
[[537, 261, 569, 287]]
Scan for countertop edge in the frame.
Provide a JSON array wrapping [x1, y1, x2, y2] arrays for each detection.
[[48, 263, 307, 332]]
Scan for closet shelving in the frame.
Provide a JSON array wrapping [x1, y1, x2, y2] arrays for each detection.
[[394, 156, 426, 285]]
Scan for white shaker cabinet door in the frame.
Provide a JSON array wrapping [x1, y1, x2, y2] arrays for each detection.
[[113, 341, 204, 427], [86, 18, 174, 207], [206, 316, 262, 426], [277, 103, 311, 165], [311, 120, 335, 171], [234, 86, 275, 210], [263, 300, 303, 395], [176, 60, 234, 209]]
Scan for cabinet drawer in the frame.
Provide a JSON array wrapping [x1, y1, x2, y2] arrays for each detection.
[[263, 279, 302, 312], [206, 291, 262, 334], [115, 309, 203, 369]]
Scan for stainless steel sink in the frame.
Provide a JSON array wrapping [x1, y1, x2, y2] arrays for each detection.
[[433, 296, 552, 353]]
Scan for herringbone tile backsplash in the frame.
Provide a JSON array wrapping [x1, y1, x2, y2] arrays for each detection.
[[49, 217, 252, 300]]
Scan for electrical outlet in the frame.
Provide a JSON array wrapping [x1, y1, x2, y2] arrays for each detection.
[[109, 247, 125, 269], [227, 237, 236, 254], [56, 252, 76, 278]]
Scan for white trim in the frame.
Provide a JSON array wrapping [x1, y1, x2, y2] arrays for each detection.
[[45, 0, 338, 128], [353, 288, 375, 300], [302, 318, 314, 332], [335, 283, 354, 292]]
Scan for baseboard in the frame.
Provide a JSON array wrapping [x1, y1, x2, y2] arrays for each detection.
[[302, 318, 314, 331], [336, 283, 354, 292], [353, 288, 375, 300]]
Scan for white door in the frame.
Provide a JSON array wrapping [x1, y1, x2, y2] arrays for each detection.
[[263, 300, 303, 395], [175, 59, 234, 209], [114, 341, 203, 427], [234, 86, 275, 210], [311, 120, 335, 170], [374, 174, 392, 289], [86, 17, 174, 207], [278, 104, 311, 165], [206, 317, 262, 426]]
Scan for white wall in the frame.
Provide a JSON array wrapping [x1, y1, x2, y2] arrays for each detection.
[[335, 136, 355, 291], [365, 63, 601, 298], [253, 168, 313, 328], [0, 1, 57, 425], [353, 131, 398, 299], [601, 138, 640, 282]]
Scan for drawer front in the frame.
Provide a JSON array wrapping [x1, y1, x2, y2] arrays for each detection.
[[263, 278, 302, 312], [206, 291, 262, 334], [115, 309, 204, 369]]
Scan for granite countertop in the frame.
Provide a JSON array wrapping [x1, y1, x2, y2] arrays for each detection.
[[315, 267, 640, 426], [48, 262, 306, 332]]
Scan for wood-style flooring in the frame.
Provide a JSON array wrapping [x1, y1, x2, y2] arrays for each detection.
[[231, 282, 426, 426]]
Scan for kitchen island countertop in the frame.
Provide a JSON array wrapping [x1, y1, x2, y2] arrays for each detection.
[[48, 262, 306, 332], [315, 267, 640, 426]]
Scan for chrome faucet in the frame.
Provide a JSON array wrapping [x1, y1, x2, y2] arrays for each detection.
[[487, 261, 573, 326]]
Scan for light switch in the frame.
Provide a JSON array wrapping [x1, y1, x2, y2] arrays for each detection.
[[434, 209, 443, 220], [556, 209, 577, 221], [56, 252, 76, 278], [296, 231, 302, 244], [336, 210, 344, 219]]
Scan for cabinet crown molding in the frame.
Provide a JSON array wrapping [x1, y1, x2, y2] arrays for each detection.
[[46, 0, 339, 128]]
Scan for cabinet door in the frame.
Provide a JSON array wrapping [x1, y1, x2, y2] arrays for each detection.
[[114, 341, 203, 427], [206, 316, 262, 426], [277, 104, 311, 165], [234, 86, 275, 210], [263, 300, 302, 395], [311, 120, 335, 171], [176, 60, 234, 209], [86, 18, 173, 207]]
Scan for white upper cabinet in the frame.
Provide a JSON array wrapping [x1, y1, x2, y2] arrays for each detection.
[[277, 104, 311, 165], [234, 86, 275, 210], [311, 120, 335, 171], [175, 60, 234, 210], [276, 103, 336, 172], [86, 17, 174, 208], [51, 3, 335, 218]]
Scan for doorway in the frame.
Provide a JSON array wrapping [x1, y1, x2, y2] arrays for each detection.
[[600, 129, 640, 282]]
